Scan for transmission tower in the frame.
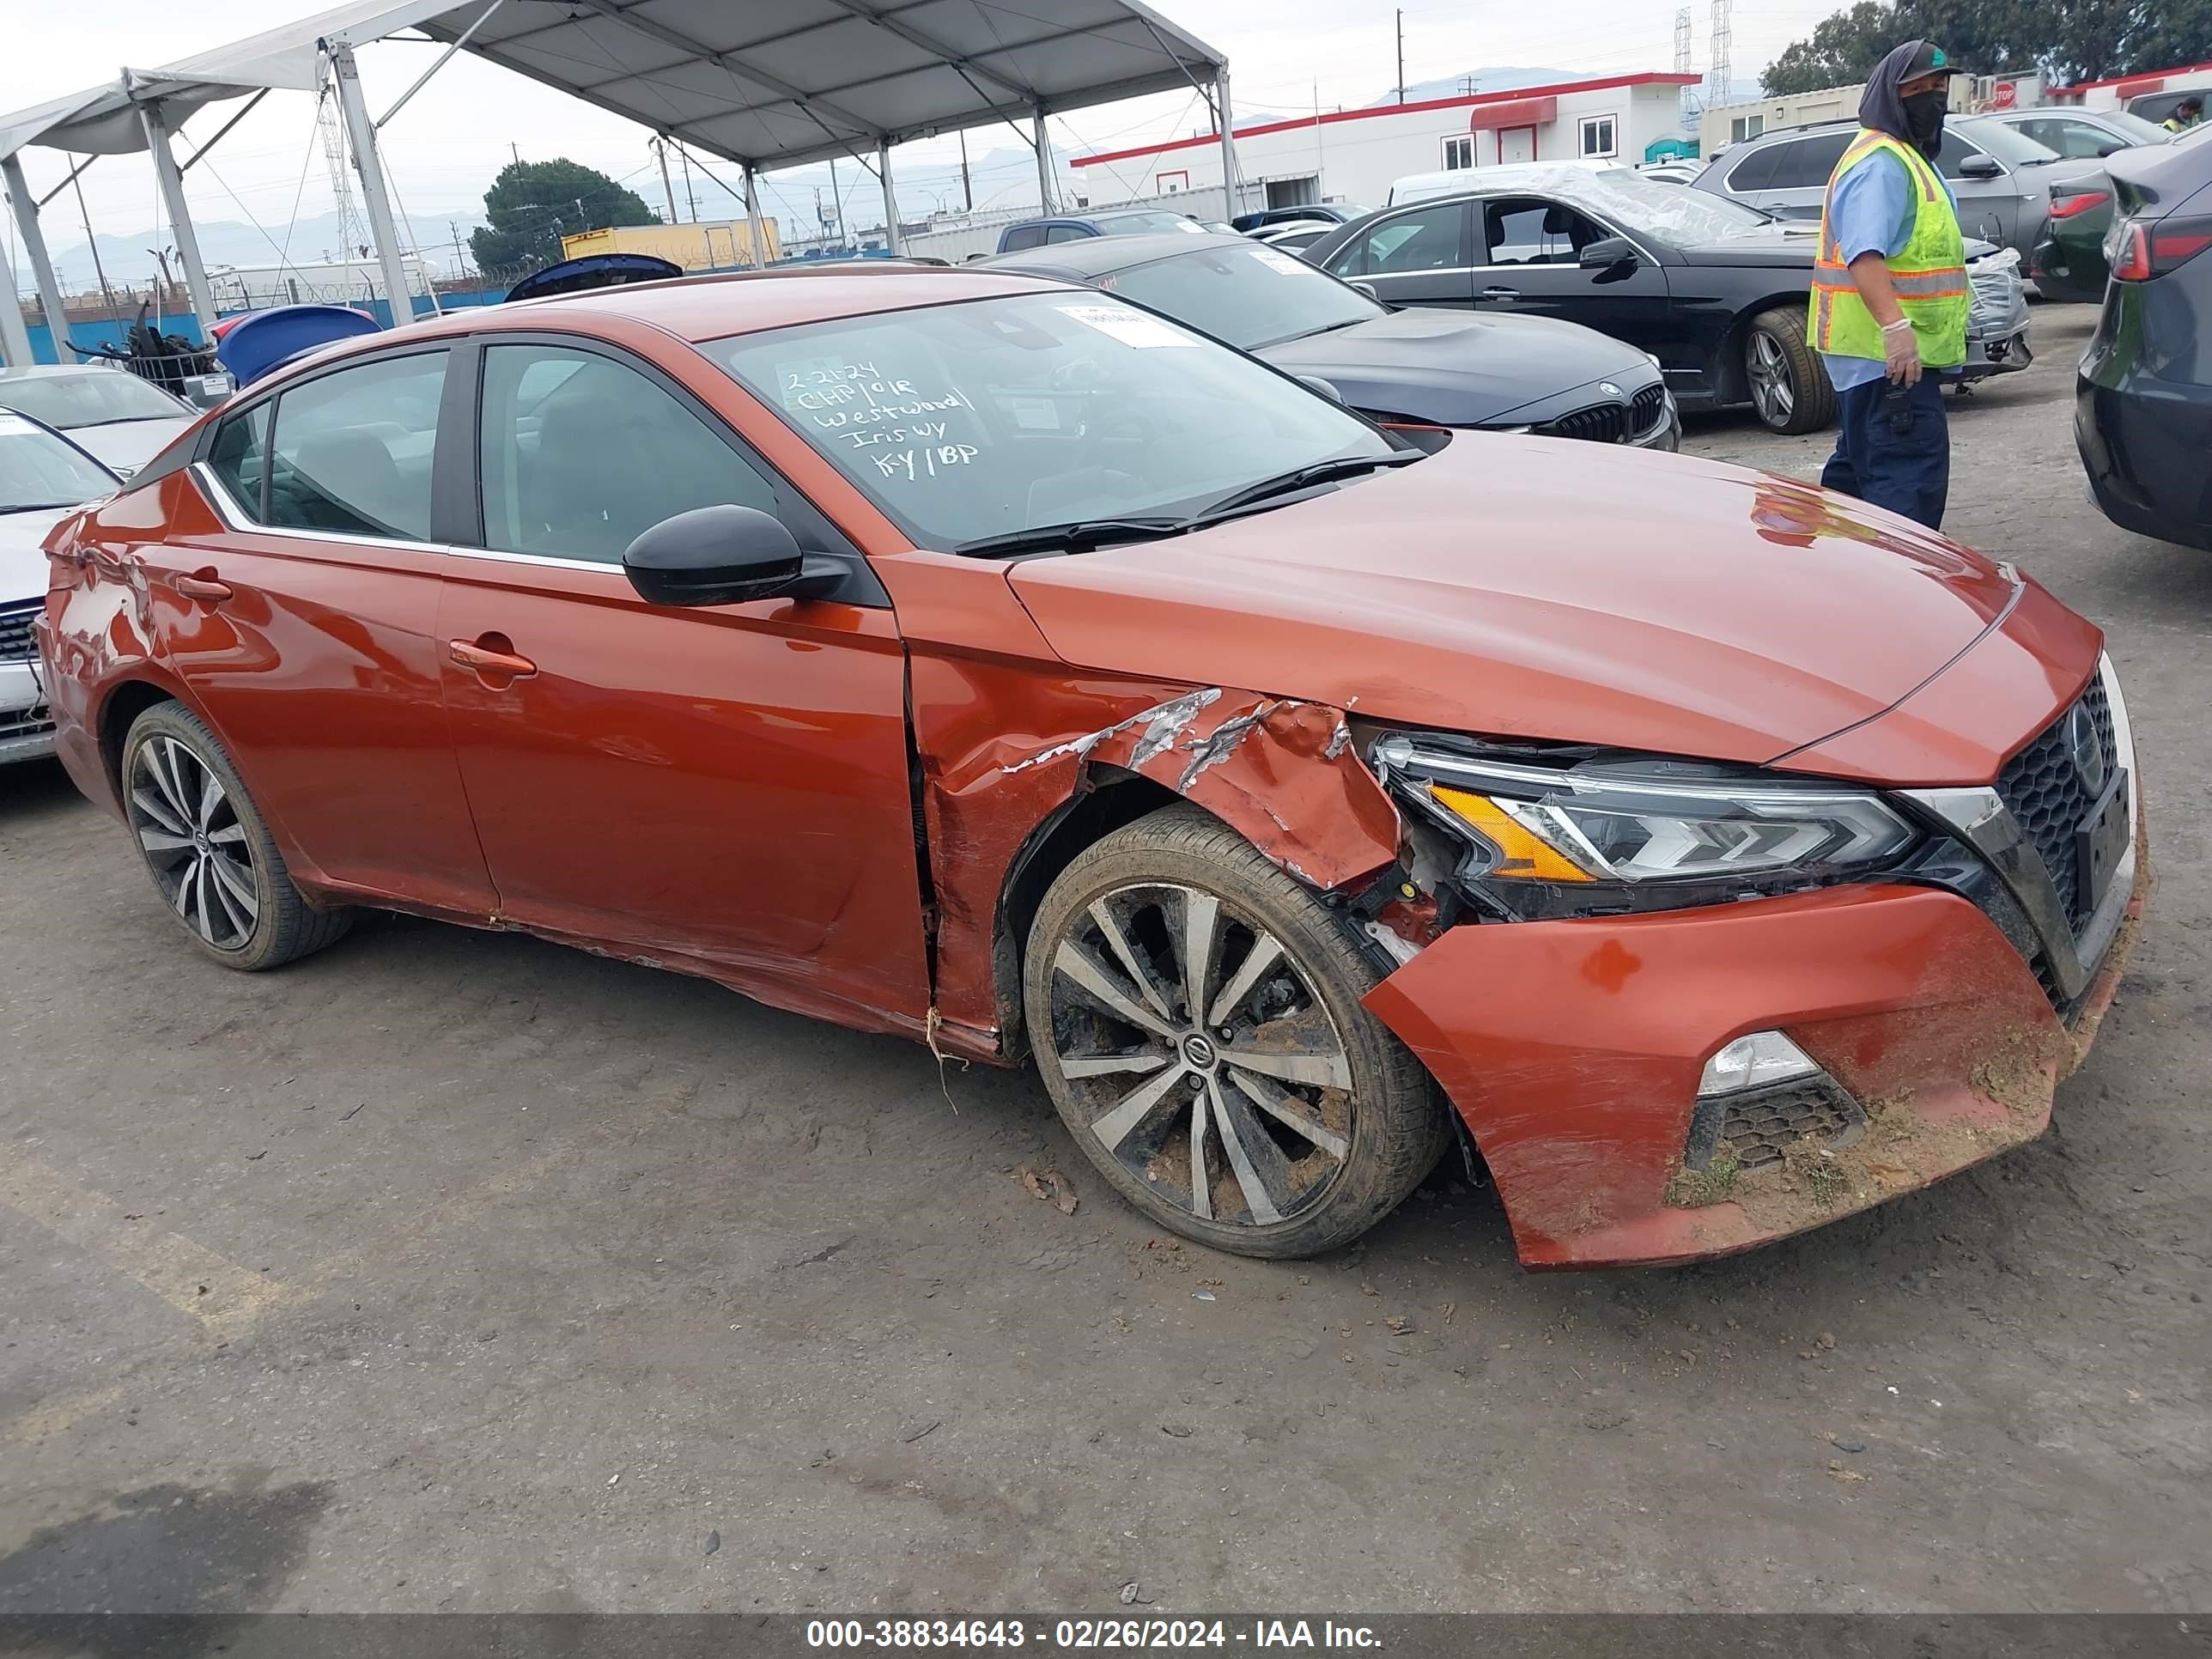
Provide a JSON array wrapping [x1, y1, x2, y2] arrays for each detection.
[[1706, 0, 1733, 112], [1675, 8, 1698, 121], [318, 86, 365, 267]]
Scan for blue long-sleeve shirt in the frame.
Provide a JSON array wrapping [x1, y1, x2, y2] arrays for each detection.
[[1820, 149, 1960, 392]]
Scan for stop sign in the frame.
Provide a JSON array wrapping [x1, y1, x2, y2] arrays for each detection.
[[1989, 80, 2019, 109]]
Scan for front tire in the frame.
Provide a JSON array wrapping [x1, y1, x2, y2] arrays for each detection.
[[1024, 804, 1447, 1259], [1745, 305, 1836, 434], [121, 702, 354, 971]]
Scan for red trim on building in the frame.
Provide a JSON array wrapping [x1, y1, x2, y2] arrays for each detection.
[[2057, 59, 2212, 94], [1068, 71, 1700, 168]]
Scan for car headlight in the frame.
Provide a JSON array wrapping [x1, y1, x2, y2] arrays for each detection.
[[1372, 738, 1917, 895]]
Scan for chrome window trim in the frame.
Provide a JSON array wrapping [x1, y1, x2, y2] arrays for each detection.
[[1900, 653, 2139, 1002], [191, 460, 630, 576]]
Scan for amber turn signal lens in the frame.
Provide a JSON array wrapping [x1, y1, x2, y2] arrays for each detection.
[[1431, 786, 1595, 883]]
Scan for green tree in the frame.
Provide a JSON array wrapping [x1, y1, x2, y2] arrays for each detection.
[[1759, 0, 2212, 95], [467, 159, 658, 278]]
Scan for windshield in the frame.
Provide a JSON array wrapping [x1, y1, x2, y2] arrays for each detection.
[[1525, 169, 1771, 241], [710, 292, 1394, 550], [1958, 118, 2063, 167], [1099, 212, 1207, 235], [0, 413, 118, 512], [1097, 242, 1382, 349], [0, 368, 188, 429], [2103, 110, 2175, 145]]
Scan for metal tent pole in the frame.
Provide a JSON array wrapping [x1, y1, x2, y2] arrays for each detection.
[[1032, 109, 1055, 214], [744, 164, 769, 267], [330, 41, 420, 330], [877, 139, 901, 254], [3, 155, 70, 362], [137, 101, 218, 341], [0, 238, 33, 368], [1214, 68, 1241, 221]]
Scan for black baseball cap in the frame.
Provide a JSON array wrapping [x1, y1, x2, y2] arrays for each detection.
[[1902, 41, 1969, 79]]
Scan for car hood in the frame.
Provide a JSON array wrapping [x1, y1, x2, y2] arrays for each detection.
[[1255, 310, 1651, 425], [1006, 438, 2021, 770], [60, 417, 193, 475], [0, 506, 74, 602], [1674, 222, 1823, 266]]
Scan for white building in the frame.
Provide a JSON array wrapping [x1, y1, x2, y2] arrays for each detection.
[[1066, 73, 1700, 214]]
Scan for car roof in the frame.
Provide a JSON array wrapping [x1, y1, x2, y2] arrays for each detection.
[[0, 363, 113, 381], [986, 230, 1253, 278]]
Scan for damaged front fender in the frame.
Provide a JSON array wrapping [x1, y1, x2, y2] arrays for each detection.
[[908, 659, 1404, 1059]]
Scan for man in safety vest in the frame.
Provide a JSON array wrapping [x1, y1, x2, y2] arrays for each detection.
[[1809, 40, 1970, 530], [2164, 96, 2203, 135]]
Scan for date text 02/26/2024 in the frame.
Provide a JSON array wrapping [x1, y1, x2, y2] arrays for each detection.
[[805, 1620, 1384, 1650]]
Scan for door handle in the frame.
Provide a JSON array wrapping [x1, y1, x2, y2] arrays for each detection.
[[174, 572, 232, 602], [448, 635, 538, 684], [1479, 286, 1521, 300]]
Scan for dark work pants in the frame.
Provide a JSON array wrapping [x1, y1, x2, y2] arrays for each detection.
[[1820, 374, 1950, 530]]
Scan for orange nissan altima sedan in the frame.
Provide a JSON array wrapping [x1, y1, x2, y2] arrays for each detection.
[[36, 269, 2148, 1269]]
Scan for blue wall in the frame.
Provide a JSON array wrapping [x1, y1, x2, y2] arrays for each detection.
[[15, 289, 512, 365]]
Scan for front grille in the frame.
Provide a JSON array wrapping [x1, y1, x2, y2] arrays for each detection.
[[1685, 1077, 1866, 1172], [0, 599, 38, 663], [0, 703, 53, 742], [1994, 680, 2117, 936], [1631, 383, 1668, 434], [1540, 402, 1627, 443]]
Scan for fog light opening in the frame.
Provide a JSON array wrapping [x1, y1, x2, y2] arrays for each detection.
[[1698, 1030, 1820, 1098]]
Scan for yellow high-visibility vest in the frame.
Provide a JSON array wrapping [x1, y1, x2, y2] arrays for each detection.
[[1809, 128, 1968, 368]]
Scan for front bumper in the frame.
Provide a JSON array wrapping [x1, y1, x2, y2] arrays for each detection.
[[0, 658, 56, 765], [1365, 852, 2147, 1269]]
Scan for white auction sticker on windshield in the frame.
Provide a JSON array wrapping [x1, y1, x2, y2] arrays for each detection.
[[1055, 303, 1199, 349], [1249, 247, 1308, 276]]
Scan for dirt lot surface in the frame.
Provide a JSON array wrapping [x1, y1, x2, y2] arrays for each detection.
[[3, 308, 2208, 1615]]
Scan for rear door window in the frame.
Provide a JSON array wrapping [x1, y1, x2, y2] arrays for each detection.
[[266, 351, 447, 541], [1332, 204, 1466, 276], [1720, 143, 1784, 193], [1765, 133, 1853, 191], [1000, 225, 1048, 251]]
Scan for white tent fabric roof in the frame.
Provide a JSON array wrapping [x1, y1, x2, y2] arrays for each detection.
[[2, 0, 1227, 171]]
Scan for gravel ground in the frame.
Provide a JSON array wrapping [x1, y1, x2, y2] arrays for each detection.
[[2, 307, 2207, 1616]]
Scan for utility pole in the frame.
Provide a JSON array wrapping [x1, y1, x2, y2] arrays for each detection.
[[1396, 9, 1406, 104], [679, 145, 697, 222], [73, 171, 117, 318], [827, 155, 842, 243], [509, 141, 520, 166], [653, 137, 678, 224], [958, 128, 972, 210], [449, 220, 469, 280]]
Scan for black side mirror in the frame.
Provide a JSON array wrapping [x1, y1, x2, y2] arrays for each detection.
[[1578, 236, 1638, 271], [622, 505, 842, 607], [1959, 153, 2004, 179]]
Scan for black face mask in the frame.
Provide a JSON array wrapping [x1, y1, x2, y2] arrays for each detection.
[[1904, 89, 1948, 149]]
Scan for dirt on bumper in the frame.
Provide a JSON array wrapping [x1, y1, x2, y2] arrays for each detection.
[[1362, 854, 2150, 1270]]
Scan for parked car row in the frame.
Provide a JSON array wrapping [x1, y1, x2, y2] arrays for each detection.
[[27, 260, 2148, 1272]]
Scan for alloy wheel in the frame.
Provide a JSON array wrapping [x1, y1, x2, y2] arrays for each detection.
[[1046, 883, 1354, 1228], [1748, 330, 1796, 427], [129, 735, 259, 951]]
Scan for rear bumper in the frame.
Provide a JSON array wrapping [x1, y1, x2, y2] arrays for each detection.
[[2076, 372, 2212, 550], [1363, 859, 2148, 1270]]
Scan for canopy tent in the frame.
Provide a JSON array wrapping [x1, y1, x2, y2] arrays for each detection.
[[0, 0, 1238, 365]]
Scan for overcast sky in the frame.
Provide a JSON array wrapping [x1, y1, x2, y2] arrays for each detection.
[[3, 0, 1847, 264]]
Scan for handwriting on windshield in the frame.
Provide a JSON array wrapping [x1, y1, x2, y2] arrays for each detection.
[[779, 356, 987, 486]]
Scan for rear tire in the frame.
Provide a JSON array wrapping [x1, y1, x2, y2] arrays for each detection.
[[1745, 305, 1836, 434], [1024, 803, 1448, 1259], [120, 702, 354, 971]]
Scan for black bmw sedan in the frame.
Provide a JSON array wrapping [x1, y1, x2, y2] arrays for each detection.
[[1299, 167, 2029, 434], [985, 231, 1679, 450]]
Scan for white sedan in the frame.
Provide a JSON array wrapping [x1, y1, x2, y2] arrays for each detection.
[[1, 410, 121, 763], [0, 364, 198, 477]]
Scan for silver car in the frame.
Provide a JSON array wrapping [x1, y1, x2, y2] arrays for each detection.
[[1694, 115, 2106, 274], [0, 364, 198, 478], [1981, 106, 2172, 160], [0, 410, 122, 763]]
